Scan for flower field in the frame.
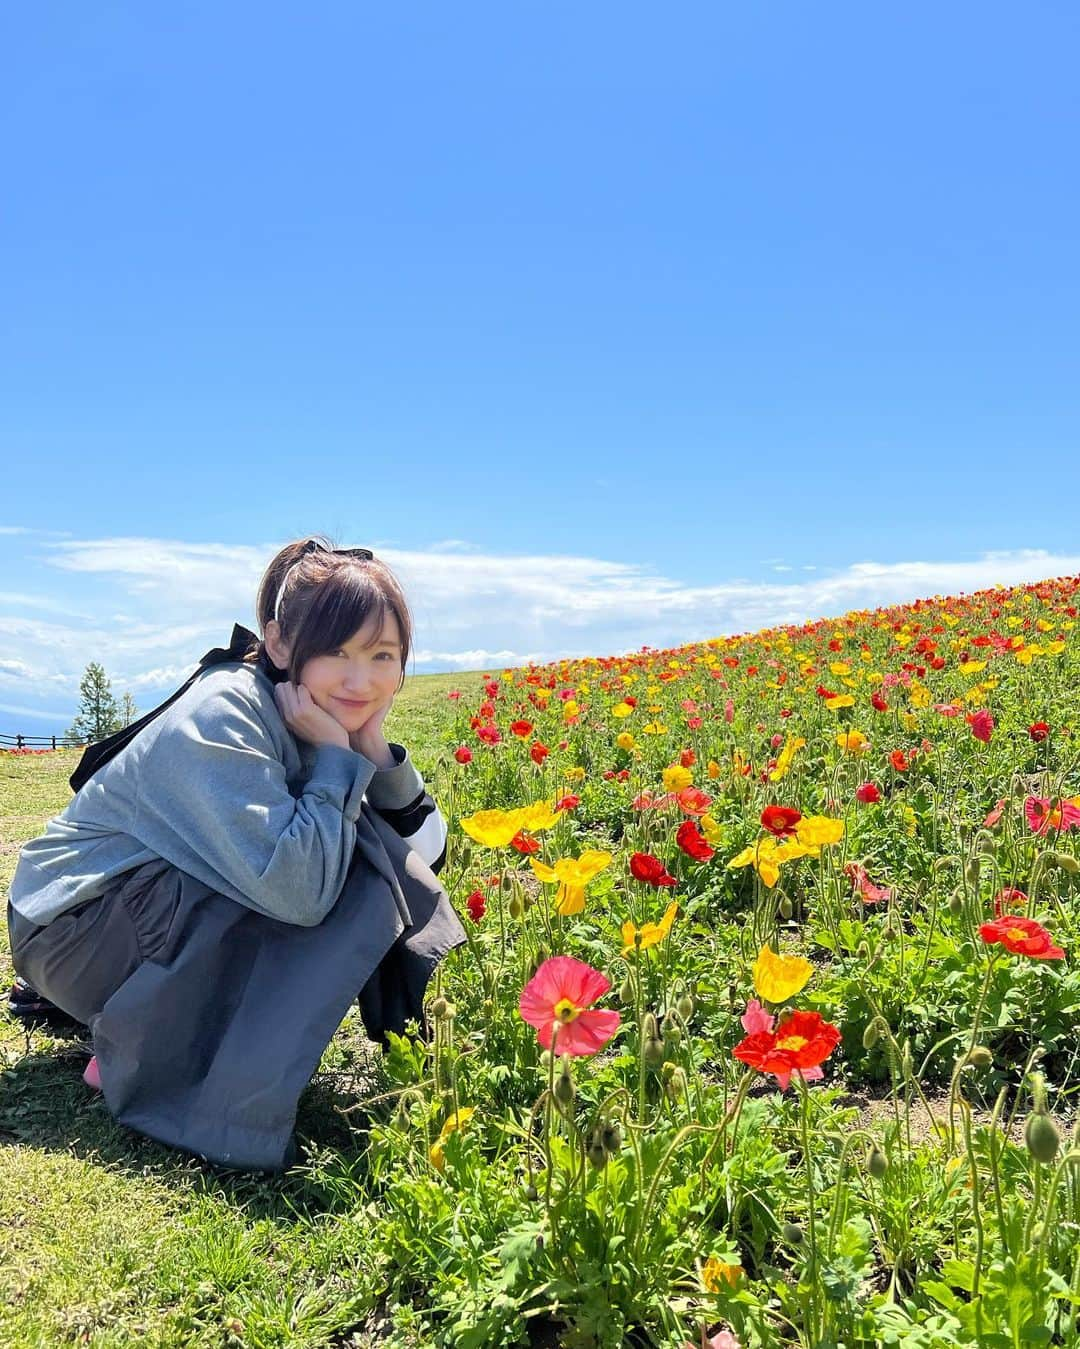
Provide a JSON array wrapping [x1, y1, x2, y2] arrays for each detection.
[[359, 575, 1080, 1347], [5, 575, 1080, 1348]]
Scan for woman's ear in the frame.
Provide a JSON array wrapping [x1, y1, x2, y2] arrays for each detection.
[[263, 620, 290, 672]]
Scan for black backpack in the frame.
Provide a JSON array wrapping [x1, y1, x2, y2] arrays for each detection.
[[69, 623, 260, 793]]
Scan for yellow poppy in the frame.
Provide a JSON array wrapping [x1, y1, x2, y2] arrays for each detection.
[[662, 764, 693, 792], [612, 702, 634, 718], [707, 759, 722, 780], [699, 813, 724, 846], [836, 729, 869, 754], [642, 721, 668, 735], [517, 799, 565, 833], [794, 815, 844, 847], [616, 731, 637, 751], [702, 1257, 743, 1291], [620, 899, 679, 954], [564, 766, 586, 783], [769, 735, 806, 784], [753, 943, 812, 1002], [825, 694, 854, 710], [460, 808, 528, 848], [529, 850, 612, 916], [429, 1106, 475, 1171]]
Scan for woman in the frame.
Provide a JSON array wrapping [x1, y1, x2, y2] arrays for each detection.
[[5, 536, 465, 1170]]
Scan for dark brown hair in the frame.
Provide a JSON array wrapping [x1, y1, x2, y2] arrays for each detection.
[[246, 536, 412, 691]]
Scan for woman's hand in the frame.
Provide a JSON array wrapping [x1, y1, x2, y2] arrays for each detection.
[[273, 681, 350, 750], [348, 693, 396, 766]]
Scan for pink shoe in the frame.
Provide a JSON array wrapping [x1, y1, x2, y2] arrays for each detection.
[[83, 1055, 102, 1091]]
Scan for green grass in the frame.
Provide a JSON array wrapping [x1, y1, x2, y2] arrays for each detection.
[[0, 668, 485, 1348]]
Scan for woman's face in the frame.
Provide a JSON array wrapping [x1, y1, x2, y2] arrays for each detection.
[[274, 610, 404, 735]]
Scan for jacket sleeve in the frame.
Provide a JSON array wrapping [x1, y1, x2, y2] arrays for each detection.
[[365, 743, 449, 876], [132, 685, 376, 926]]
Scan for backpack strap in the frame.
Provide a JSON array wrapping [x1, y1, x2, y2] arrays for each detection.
[[68, 624, 260, 793]]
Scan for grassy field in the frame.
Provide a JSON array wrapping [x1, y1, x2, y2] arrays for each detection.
[[0, 669, 485, 1349]]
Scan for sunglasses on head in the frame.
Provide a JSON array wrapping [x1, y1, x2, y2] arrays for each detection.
[[273, 540, 375, 624]]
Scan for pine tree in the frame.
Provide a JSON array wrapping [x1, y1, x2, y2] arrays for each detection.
[[64, 662, 123, 745], [118, 691, 139, 727]]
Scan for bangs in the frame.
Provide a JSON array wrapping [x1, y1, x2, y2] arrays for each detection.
[[288, 565, 409, 688]]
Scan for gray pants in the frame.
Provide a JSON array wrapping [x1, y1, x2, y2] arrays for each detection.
[[7, 816, 465, 1171]]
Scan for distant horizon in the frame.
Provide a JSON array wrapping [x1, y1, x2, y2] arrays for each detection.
[[4, 551, 1075, 731]]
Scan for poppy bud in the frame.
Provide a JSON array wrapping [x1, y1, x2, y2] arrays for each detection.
[[508, 895, 524, 919], [524, 1183, 539, 1201], [779, 895, 794, 919], [1025, 1112, 1061, 1166], [862, 1016, 888, 1050], [664, 1066, 688, 1101], [459, 845, 472, 869], [430, 996, 450, 1020], [947, 890, 963, 916], [964, 859, 981, 886], [868, 1146, 889, 1179], [554, 1057, 575, 1108], [1054, 851, 1080, 875], [641, 1012, 659, 1040], [661, 1011, 681, 1044], [600, 1120, 622, 1154], [676, 992, 695, 1021], [966, 1045, 993, 1069], [781, 1223, 804, 1246], [587, 1133, 608, 1170], [643, 1036, 666, 1070]]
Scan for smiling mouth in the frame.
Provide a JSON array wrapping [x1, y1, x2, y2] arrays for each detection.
[[334, 697, 371, 707]]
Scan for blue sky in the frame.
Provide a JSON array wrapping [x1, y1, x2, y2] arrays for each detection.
[[2, 4, 1078, 727]]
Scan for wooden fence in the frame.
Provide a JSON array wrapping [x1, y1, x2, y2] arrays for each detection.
[[0, 733, 83, 750]]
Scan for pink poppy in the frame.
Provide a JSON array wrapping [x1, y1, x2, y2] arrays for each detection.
[[518, 956, 621, 1056], [844, 861, 892, 904], [933, 702, 961, 717], [983, 798, 1007, 828], [1025, 795, 1080, 835]]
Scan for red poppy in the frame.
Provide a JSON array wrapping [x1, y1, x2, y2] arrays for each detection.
[[871, 692, 889, 713], [484, 681, 499, 698], [466, 890, 486, 922], [992, 887, 1028, 918], [477, 725, 502, 745], [760, 805, 802, 837], [554, 794, 580, 811], [733, 1009, 842, 1092], [448, 690, 462, 701], [686, 716, 703, 731], [479, 701, 496, 718], [629, 852, 677, 887], [978, 916, 1064, 960], [676, 820, 714, 862], [454, 746, 473, 764], [966, 709, 995, 743], [509, 831, 540, 855], [510, 720, 533, 738], [679, 748, 696, 768], [1029, 722, 1051, 742], [889, 749, 910, 773], [530, 741, 550, 765], [855, 783, 881, 804], [675, 786, 712, 815]]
